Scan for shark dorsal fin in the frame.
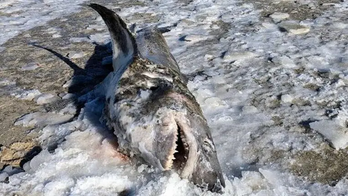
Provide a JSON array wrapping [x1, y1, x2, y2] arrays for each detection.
[[89, 4, 137, 71]]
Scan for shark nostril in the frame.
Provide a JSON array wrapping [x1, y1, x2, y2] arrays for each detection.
[[173, 123, 189, 172]]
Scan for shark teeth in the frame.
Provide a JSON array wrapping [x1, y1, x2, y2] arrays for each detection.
[[180, 130, 189, 150], [163, 123, 189, 171], [163, 130, 178, 170], [172, 123, 189, 172]]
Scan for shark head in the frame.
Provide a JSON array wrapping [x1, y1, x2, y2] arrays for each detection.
[[150, 95, 225, 192], [172, 115, 225, 192], [89, 3, 225, 193]]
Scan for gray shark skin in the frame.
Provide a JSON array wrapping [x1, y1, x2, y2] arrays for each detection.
[[136, 28, 181, 76], [89, 3, 225, 192]]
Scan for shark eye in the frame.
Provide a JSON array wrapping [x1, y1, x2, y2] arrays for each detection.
[[203, 139, 215, 153]]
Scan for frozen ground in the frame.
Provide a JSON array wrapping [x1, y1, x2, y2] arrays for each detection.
[[0, 0, 87, 47], [1, 0, 348, 195]]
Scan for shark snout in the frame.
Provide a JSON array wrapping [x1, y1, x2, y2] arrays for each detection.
[[191, 147, 226, 192], [177, 117, 225, 192]]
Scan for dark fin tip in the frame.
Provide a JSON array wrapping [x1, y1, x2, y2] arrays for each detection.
[[88, 3, 115, 15]]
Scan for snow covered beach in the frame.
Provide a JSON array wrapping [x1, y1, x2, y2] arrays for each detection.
[[1, 0, 348, 195]]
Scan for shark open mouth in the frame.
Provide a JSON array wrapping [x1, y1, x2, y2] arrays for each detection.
[[172, 123, 189, 172]]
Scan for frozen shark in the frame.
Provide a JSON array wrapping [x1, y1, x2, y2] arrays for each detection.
[[89, 3, 225, 192]]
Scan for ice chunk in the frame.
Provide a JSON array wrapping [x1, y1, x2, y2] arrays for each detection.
[[223, 51, 258, 62], [0, 79, 15, 86], [0, 172, 9, 182], [70, 174, 132, 195], [233, 177, 253, 195], [259, 169, 284, 187], [59, 103, 77, 115], [261, 22, 278, 30], [278, 21, 310, 35], [69, 37, 91, 43], [14, 112, 73, 127], [22, 161, 31, 172], [20, 62, 40, 71], [181, 34, 212, 43], [278, 55, 297, 68], [68, 51, 86, 59], [3, 165, 13, 173], [52, 34, 62, 38], [204, 54, 214, 61], [60, 93, 76, 100], [281, 94, 293, 103], [204, 97, 226, 108], [270, 12, 290, 23], [38, 121, 83, 148], [242, 105, 258, 114], [310, 120, 348, 149], [43, 177, 75, 196], [12, 89, 41, 101], [29, 150, 51, 171], [88, 33, 109, 44], [36, 93, 59, 105], [86, 24, 105, 31]]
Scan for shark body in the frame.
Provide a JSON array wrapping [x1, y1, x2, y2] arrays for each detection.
[[89, 4, 225, 192]]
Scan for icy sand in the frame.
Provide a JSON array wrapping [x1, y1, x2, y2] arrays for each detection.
[[1, 0, 348, 195], [0, 0, 87, 46]]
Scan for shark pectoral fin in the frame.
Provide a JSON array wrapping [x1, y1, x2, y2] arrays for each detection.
[[89, 3, 137, 71]]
